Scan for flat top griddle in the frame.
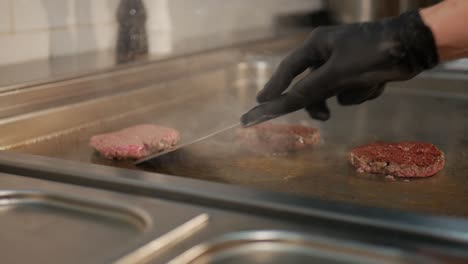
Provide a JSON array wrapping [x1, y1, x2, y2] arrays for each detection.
[[139, 79, 468, 217], [11, 54, 468, 218]]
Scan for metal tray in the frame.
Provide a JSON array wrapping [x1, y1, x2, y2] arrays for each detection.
[[0, 189, 149, 226], [2, 155, 468, 264], [168, 231, 435, 264], [0, 190, 147, 263], [0, 173, 214, 264]]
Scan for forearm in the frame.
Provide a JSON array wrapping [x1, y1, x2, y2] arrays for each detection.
[[421, 0, 468, 61]]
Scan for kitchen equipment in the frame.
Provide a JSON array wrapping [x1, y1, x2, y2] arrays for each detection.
[[116, 0, 148, 63], [138, 77, 468, 217], [241, 102, 296, 127], [326, 0, 437, 23], [135, 123, 240, 165], [1, 161, 468, 263], [168, 231, 432, 264], [3, 34, 468, 218], [115, 214, 209, 264], [0, 173, 213, 264]]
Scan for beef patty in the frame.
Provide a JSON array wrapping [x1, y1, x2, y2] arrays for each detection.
[[90, 124, 180, 159], [237, 123, 321, 153], [350, 141, 445, 177]]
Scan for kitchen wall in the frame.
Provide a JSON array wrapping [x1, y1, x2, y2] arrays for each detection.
[[0, 0, 322, 66]]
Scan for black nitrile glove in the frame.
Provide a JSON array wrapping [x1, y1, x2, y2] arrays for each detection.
[[241, 10, 439, 127]]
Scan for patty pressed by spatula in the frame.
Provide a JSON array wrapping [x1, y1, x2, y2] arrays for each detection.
[[237, 122, 321, 153]]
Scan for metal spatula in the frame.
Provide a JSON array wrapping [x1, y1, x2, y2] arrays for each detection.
[[134, 123, 240, 165]]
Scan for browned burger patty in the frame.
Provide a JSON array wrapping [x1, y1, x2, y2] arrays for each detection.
[[237, 123, 321, 153], [350, 141, 445, 178]]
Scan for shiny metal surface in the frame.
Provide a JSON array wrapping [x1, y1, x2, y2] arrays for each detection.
[[0, 48, 241, 121], [136, 123, 241, 165], [116, 214, 209, 264], [0, 190, 146, 264], [3, 51, 285, 166], [0, 35, 303, 149], [1, 29, 468, 264], [1, 153, 468, 264], [141, 75, 468, 217], [5, 36, 468, 218], [168, 231, 431, 264], [0, 189, 150, 229], [327, 0, 398, 23], [0, 173, 218, 264], [326, 0, 435, 23]]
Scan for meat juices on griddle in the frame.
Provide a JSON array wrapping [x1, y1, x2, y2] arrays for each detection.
[[237, 123, 321, 153], [350, 141, 445, 178], [90, 124, 180, 159]]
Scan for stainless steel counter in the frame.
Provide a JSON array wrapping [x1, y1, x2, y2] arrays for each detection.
[[1, 33, 468, 263], [4, 40, 468, 217], [1, 154, 468, 263], [2, 171, 407, 264], [0, 173, 204, 264]]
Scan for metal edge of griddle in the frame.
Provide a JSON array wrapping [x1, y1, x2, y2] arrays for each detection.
[[0, 151, 468, 254]]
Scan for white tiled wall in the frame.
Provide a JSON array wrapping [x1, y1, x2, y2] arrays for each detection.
[[0, 0, 11, 33], [0, 0, 322, 66], [14, 0, 72, 31], [75, 0, 120, 25], [0, 32, 49, 65]]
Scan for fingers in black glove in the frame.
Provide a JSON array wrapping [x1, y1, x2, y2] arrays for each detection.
[[336, 84, 385, 105], [241, 93, 305, 127], [257, 36, 327, 103], [241, 61, 336, 127], [366, 85, 385, 101], [242, 10, 438, 127], [306, 101, 330, 121]]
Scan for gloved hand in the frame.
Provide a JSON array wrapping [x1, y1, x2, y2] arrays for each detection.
[[241, 10, 439, 127]]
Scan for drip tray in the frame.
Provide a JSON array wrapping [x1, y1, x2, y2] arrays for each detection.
[[169, 231, 433, 264], [0, 190, 148, 264], [0, 173, 213, 264]]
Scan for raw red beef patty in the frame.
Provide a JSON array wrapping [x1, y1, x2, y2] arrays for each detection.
[[350, 141, 445, 177], [237, 123, 321, 153], [90, 124, 180, 159]]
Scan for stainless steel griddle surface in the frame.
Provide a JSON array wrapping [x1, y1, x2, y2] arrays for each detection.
[[11, 47, 468, 217], [140, 80, 468, 217]]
